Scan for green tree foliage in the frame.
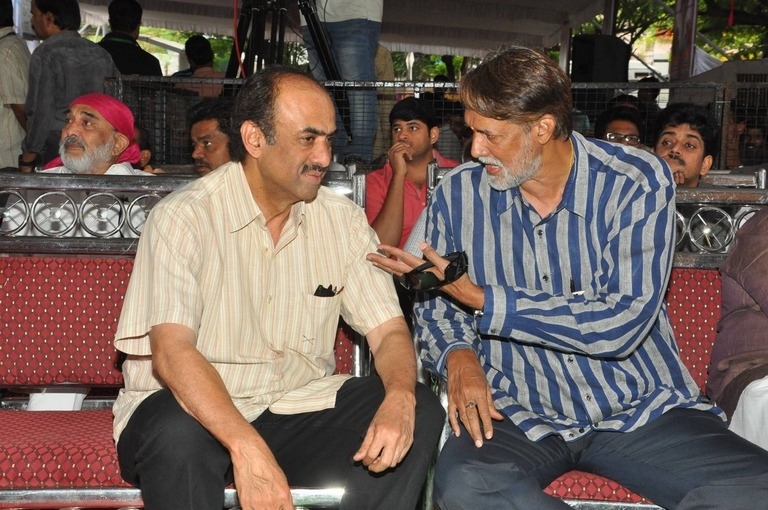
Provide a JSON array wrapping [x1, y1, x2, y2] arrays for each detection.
[[698, 0, 768, 59], [391, 53, 466, 82], [593, 0, 767, 60]]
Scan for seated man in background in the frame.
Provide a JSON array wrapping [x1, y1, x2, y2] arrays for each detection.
[[653, 102, 719, 188], [366, 98, 458, 330], [707, 206, 768, 450], [188, 97, 237, 176], [97, 0, 162, 77], [7, 93, 153, 239], [593, 104, 646, 149], [366, 97, 458, 249], [173, 34, 224, 98], [113, 66, 444, 510], [741, 121, 768, 167]]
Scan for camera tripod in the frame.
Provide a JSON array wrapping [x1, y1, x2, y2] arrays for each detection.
[[225, 0, 337, 79], [225, 0, 351, 141]]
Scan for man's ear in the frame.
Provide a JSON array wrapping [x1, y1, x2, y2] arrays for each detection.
[[112, 132, 130, 158], [700, 154, 713, 176], [429, 126, 440, 145], [240, 121, 264, 159], [138, 149, 152, 168], [533, 114, 557, 144], [44, 11, 57, 30]]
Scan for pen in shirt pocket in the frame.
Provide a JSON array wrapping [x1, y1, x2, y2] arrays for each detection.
[[570, 278, 585, 296]]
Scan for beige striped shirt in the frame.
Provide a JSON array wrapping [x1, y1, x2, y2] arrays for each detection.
[[0, 27, 30, 169], [113, 162, 403, 441]]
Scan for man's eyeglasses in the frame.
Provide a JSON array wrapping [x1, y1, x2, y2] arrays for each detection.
[[396, 251, 468, 291], [605, 132, 642, 146]]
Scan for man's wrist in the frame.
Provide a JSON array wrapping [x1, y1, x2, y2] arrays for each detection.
[[18, 154, 38, 170]]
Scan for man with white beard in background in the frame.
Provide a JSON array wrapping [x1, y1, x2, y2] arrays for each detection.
[[6, 92, 154, 239]]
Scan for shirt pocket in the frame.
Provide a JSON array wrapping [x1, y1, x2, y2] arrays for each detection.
[[284, 292, 344, 359]]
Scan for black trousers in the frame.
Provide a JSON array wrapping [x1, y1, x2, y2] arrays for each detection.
[[117, 376, 444, 510], [434, 408, 768, 510]]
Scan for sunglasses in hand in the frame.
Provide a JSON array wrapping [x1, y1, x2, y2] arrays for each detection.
[[396, 251, 468, 291]]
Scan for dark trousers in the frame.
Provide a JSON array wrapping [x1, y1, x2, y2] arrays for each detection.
[[117, 376, 444, 510], [434, 408, 768, 510]]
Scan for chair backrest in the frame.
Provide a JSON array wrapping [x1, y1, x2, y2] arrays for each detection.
[[665, 267, 722, 393], [0, 256, 132, 387]]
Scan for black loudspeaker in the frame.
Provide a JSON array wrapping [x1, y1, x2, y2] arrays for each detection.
[[571, 34, 631, 82]]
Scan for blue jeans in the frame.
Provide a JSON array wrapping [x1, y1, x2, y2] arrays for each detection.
[[434, 408, 768, 510], [303, 19, 380, 162]]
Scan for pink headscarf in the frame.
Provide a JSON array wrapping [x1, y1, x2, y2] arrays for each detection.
[[44, 93, 142, 169]]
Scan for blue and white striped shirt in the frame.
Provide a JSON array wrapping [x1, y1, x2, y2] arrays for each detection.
[[415, 132, 718, 442]]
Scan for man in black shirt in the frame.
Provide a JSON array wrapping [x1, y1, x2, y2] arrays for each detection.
[[98, 0, 162, 76]]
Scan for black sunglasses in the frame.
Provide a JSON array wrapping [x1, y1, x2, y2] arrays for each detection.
[[396, 251, 468, 291]]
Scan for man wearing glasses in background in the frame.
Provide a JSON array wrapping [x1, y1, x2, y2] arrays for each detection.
[[593, 104, 647, 150], [369, 44, 768, 510]]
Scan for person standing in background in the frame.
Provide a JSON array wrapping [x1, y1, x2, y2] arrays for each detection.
[[0, 0, 30, 169], [19, 0, 119, 171], [98, 0, 162, 77], [301, 0, 382, 164], [372, 43, 395, 160]]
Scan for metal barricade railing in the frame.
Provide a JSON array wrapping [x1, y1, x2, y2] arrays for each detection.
[[109, 76, 768, 174], [0, 173, 194, 255], [674, 186, 768, 266]]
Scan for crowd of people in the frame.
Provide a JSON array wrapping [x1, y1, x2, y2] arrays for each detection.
[[4, 0, 768, 508]]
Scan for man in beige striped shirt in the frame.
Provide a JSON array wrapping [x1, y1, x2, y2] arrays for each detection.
[[113, 66, 444, 510]]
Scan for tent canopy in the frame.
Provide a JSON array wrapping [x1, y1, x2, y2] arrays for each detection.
[[78, 0, 604, 56]]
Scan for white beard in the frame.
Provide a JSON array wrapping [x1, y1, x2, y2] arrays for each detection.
[[481, 135, 541, 191], [60, 135, 116, 175]]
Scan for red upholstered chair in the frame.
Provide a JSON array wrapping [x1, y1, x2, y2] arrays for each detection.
[[664, 267, 722, 393], [0, 257, 134, 507], [0, 256, 130, 388]]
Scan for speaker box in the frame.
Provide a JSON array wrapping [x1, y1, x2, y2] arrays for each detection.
[[571, 34, 631, 83]]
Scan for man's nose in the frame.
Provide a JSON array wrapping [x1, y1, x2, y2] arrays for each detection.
[[192, 144, 203, 160], [62, 123, 78, 138], [470, 136, 487, 159], [311, 141, 332, 168]]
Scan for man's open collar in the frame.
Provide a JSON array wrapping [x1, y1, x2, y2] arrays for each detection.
[[226, 163, 307, 234]]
